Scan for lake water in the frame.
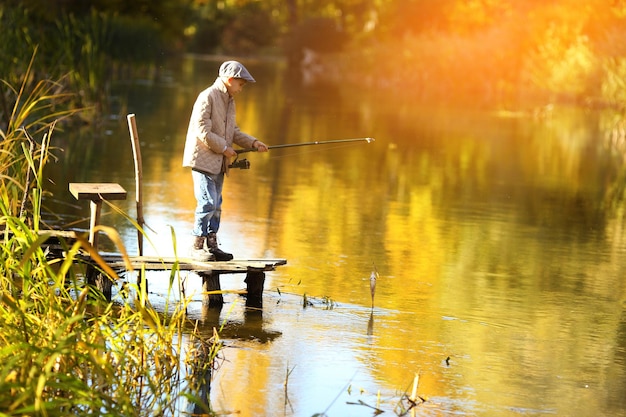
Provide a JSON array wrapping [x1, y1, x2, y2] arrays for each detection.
[[46, 56, 626, 416]]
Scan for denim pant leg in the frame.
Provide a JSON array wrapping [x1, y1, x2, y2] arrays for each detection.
[[191, 170, 224, 236]]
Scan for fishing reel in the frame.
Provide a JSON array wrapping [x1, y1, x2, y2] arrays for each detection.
[[228, 156, 250, 170]]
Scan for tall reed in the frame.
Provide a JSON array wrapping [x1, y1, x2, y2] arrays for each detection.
[[1, 69, 220, 416]]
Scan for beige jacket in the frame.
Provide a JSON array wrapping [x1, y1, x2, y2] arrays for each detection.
[[182, 78, 257, 175]]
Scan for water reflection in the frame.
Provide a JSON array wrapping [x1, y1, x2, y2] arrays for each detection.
[[367, 311, 374, 337], [183, 336, 213, 416], [44, 56, 626, 416], [198, 298, 282, 344]]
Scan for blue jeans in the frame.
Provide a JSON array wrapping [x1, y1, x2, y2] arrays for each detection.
[[191, 170, 224, 237]]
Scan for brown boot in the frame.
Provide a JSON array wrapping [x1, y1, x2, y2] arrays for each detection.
[[190, 236, 214, 261], [207, 232, 233, 261]]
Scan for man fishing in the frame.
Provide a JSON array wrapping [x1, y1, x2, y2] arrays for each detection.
[[183, 60, 268, 261]]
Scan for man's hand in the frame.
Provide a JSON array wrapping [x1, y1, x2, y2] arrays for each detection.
[[253, 140, 268, 152], [223, 146, 237, 158]]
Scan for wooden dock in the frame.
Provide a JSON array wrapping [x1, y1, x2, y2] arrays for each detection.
[[71, 253, 286, 308], [104, 255, 287, 307], [41, 231, 287, 307]]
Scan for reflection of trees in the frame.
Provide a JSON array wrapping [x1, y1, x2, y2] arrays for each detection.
[[242, 100, 626, 410]]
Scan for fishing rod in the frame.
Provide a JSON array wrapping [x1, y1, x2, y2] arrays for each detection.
[[230, 137, 375, 169]]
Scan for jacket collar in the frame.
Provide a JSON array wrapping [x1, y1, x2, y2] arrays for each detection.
[[214, 77, 230, 97]]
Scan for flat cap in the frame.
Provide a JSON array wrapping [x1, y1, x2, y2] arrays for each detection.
[[218, 60, 256, 83]]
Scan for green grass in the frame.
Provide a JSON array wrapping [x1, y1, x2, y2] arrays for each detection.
[[0, 67, 220, 416]]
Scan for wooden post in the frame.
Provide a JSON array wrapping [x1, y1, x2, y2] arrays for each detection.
[[201, 272, 223, 307], [126, 114, 144, 256], [244, 271, 265, 308], [92, 270, 113, 301], [127, 114, 148, 295], [88, 200, 102, 247]]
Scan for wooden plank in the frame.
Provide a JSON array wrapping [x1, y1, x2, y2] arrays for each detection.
[[69, 183, 127, 201], [38, 230, 83, 239], [99, 255, 287, 274], [1, 229, 83, 239]]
